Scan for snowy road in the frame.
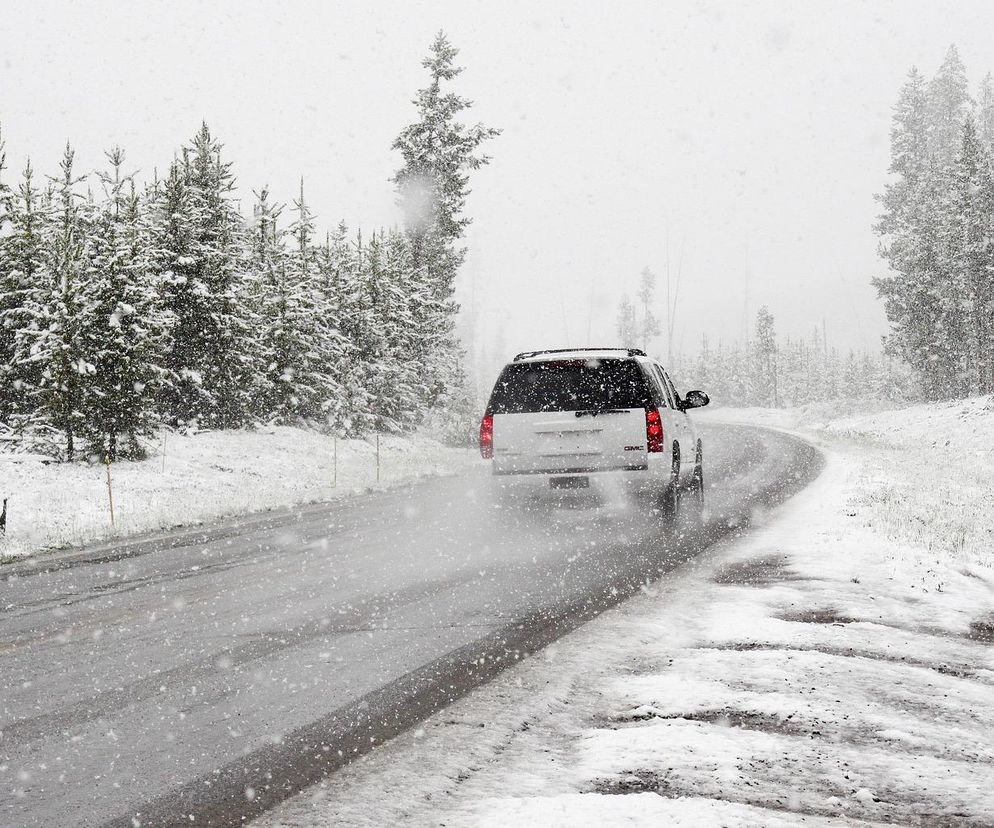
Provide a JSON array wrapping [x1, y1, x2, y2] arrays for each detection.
[[0, 424, 820, 828]]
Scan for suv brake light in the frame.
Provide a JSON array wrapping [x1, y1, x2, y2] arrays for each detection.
[[479, 414, 494, 459], [645, 408, 664, 452]]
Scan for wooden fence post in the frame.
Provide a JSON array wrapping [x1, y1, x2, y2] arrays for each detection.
[[105, 456, 115, 528]]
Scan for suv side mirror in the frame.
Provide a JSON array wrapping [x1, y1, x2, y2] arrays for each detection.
[[680, 390, 710, 410]]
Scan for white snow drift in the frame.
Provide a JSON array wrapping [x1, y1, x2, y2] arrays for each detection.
[[0, 427, 472, 562]]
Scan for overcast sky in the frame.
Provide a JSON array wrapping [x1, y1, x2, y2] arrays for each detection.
[[3, 1, 993, 382]]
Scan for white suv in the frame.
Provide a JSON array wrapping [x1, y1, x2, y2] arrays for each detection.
[[479, 348, 709, 516]]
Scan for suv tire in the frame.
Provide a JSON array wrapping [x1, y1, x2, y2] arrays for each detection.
[[659, 443, 680, 520], [683, 439, 705, 520]]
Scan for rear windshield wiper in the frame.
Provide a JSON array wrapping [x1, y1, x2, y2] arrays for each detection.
[[575, 408, 628, 417]]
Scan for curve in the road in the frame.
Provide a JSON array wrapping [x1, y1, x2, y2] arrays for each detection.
[[0, 424, 823, 828]]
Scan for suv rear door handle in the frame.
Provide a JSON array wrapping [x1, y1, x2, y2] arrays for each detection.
[[575, 409, 628, 417]]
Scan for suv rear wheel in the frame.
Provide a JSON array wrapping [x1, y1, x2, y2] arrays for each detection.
[[682, 439, 705, 521], [658, 443, 680, 520]]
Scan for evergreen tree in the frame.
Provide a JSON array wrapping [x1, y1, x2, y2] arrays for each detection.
[[331, 226, 377, 436], [14, 145, 90, 459], [392, 32, 499, 433], [751, 306, 779, 407], [616, 294, 638, 345], [874, 58, 965, 399], [314, 222, 358, 431], [374, 228, 427, 430], [392, 31, 500, 301], [944, 118, 994, 393], [637, 267, 661, 352], [0, 124, 12, 231], [0, 128, 26, 421], [154, 124, 256, 428], [926, 45, 972, 167], [1, 161, 50, 422], [251, 184, 343, 423], [976, 73, 994, 149], [80, 148, 165, 458], [288, 180, 347, 422]]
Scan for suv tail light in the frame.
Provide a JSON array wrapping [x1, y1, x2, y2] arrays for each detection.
[[479, 414, 494, 459], [645, 408, 664, 452]]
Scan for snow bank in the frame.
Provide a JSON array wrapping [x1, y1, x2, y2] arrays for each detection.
[[257, 396, 994, 826], [707, 395, 994, 567], [0, 427, 474, 562]]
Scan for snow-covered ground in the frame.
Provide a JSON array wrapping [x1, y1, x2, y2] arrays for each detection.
[[0, 428, 473, 562], [257, 396, 994, 827]]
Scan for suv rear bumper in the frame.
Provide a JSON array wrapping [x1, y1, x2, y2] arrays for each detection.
[[490, 463, 664, 500], [493, 463, 647, 475]]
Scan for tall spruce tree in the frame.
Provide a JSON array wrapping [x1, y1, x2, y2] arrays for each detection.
[[751, 306, 779, 407], [392, 32, 499, 437], [154, 124, 255, 428], [0, 161, 48, 424], [875, 62, 958, 399], [15, 145, 90, 459], [926, 46, 972, 167], [80, 149, 165, 458], [288, 180, 345, 422], [0, 127, 21, 421], [945, 119, 994, 393], [616, 294, 637, 345], [250, 184, 342, 423], [334, 227, 378, 436], [977, 73, 994, 149], [637, 267, 661, 352]]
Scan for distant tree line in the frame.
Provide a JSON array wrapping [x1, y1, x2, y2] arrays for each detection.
[[671, 307, 913, 408], [876, 45, 994, 399], [616, 294, 912, 407], [0, 32, 497, 461]]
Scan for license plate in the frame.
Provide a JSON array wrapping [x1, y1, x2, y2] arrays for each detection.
[[550, 476, 589, 489]]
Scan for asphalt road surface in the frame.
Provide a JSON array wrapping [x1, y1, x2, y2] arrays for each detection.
[[0, 423, 822, 827]]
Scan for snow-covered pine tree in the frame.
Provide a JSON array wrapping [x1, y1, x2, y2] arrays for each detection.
[[691, 335, 713, 399], [250, 183, 342, 424], [944, 118, 994, 394], [247, 186, 287, 419], [1, 161, 51, 425], [875, 64, 955, 400], [393, 32, 499, 302], [14, 145, 91, 459], [369, 228, 427, 432], [751, 306, 779, 407], [288, 180, 345, 422], [616, 294, 637, 345], [0, 124, 12, 232], [151, 156, 205, 425], [154, 124, 256, 429], [392, 32, 499, 438], [977, 73, 994, 149], [330, 225, 377, 436], [314, 222, 358, 431], [0, 126, 23, 422], [926, 46, 972, 168], [79, 148, 165, 459], [358, 230, 396, 432], [840, 350, 861, 399], [637, 267, 661, 353]]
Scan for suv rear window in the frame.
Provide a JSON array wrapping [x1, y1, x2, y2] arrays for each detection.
[[488, 359, 652, 414]]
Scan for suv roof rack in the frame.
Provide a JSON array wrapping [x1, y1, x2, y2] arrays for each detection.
[[512, 347, 647, 362]]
